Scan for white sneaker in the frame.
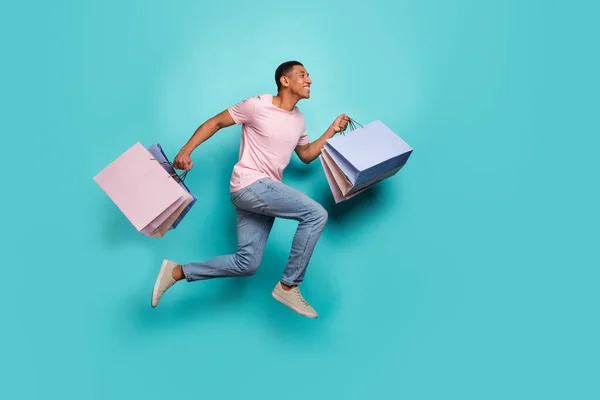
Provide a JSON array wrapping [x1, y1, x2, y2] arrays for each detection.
[[272, 282, 318, 318], [151, 259, 178, 308]]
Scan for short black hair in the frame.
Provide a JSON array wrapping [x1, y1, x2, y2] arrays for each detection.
[[275, 61, 303, 92]]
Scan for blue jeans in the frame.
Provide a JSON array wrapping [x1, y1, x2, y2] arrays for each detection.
[[181, 178, 328, 286]]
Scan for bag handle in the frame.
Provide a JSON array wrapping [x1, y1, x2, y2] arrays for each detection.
[[151, 158, 189, 182], [341, 117, 364, 135]]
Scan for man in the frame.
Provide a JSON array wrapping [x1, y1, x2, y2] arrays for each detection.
[[151, 61, 349, 318]]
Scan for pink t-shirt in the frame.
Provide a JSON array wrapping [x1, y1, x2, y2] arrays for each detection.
[[227, 93, 309, 192]]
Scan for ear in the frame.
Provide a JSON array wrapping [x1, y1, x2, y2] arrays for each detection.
[[280, 75, 290, 89]]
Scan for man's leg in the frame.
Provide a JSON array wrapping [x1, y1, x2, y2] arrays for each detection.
[[237, 179, 328, 318], [151, 189, 275, 307], [180, 209, 275, 281]]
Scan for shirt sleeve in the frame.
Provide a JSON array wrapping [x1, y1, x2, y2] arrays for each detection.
[[298, 129, 309, 146], [227, 96, 258, 125], [297, 114, 310, 146]]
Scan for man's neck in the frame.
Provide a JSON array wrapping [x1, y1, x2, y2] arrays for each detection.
[[272, 92, 300, 112]]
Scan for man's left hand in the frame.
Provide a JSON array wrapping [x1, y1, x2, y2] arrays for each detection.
[[332, 114, 350, 133]]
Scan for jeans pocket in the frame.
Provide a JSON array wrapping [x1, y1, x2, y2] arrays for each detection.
[[230, 186, 250, 204]]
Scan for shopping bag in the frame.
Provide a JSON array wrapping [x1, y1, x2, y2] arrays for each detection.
[[320, 152, 368, 203], [323, 119, 413, 186], [321, 147, 403, 197], [146, 143, 196, 230], [93, 142, 193, 238]]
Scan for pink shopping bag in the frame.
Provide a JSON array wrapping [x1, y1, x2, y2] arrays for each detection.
[[321, 147, 404, 197], [320, 151, 366, 203], [93, 142, 193, 238]]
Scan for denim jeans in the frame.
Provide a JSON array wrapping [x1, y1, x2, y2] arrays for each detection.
[[181, 178, 328, 286]]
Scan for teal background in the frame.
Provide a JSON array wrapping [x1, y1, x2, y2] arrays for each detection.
[[3, 0, 599, 399]]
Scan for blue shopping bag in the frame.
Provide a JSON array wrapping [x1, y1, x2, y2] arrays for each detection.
[[324, 120, 413, 186], [147, 143, 197, 230]]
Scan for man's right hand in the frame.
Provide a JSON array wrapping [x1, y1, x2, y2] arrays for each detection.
[[173, 150, 193, 171]]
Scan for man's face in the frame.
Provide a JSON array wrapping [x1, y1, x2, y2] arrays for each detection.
[[285, 65, 312, 98]]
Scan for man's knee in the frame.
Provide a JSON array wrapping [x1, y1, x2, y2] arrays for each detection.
[[317, 204, 328, 224], [233, 252, 259, 276], [308, 202, 328, 226]]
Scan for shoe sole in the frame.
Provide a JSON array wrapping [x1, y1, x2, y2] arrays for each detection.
[[151, 259, 170, 308], [272, 291, 318, 319]]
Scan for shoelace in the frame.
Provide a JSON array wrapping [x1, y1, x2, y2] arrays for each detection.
[[293, 288, 309, 307]]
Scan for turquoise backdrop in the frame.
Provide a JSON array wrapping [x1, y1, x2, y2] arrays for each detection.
[[3, 0, 599, 399]]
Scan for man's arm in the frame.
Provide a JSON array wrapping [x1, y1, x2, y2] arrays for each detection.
[[295, 114, 349, 164], [181, 109, 236, 155], [173, 109, 235, 170], [295, 125, 338, 164]]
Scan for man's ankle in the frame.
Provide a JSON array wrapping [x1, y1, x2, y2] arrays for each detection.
[[172, 265, 185, 281], [280, 282, 296, 291]]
